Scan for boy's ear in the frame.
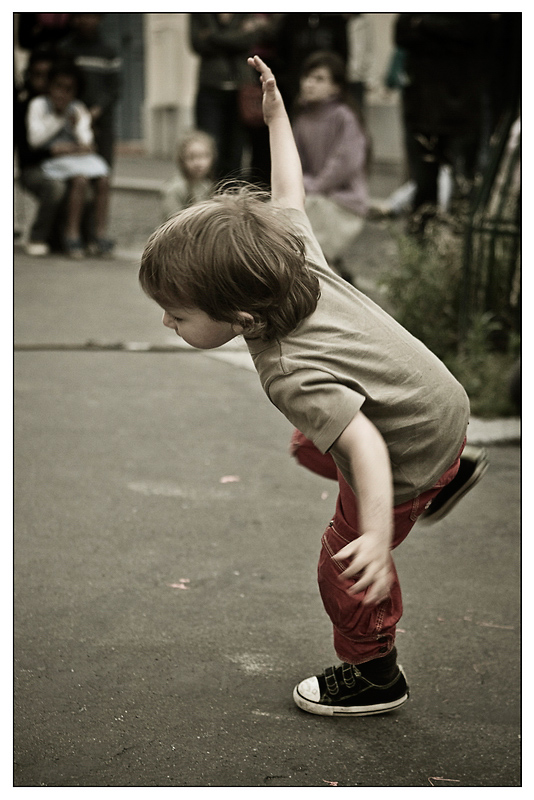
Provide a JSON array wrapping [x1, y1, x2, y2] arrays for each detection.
[[235, 311, 255, 329]]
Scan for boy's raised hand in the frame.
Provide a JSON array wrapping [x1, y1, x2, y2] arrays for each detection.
[[247, 55, 286, 125], [247, 54, 305, 210]]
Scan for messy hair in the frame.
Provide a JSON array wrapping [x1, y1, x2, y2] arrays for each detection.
[[139, 186, 321, 341]]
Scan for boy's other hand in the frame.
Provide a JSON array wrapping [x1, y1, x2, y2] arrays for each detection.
[[247, 55, 286, 125], [335, 533, 393, 606]]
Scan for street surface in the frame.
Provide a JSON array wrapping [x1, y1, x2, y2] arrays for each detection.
[[13, 179, 521, 788]]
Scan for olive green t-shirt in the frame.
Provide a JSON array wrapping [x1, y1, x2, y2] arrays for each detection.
[[246, 208, 470, 504]]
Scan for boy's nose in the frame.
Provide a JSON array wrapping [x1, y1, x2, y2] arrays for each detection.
[[162, 311, 175, 329]]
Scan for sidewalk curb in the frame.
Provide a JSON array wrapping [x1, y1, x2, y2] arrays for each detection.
[[467, 416, 520, 447], [111, 175, 388, 210], [14, 335, 520, 448], [112, 176, 162, 193]]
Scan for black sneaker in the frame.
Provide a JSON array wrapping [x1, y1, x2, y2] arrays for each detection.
[[418, 445, 489, 524], [293, 661, 409, 717]]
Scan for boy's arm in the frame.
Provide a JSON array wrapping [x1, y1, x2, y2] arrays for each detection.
[[329, 410, 395, 606], [247, 55, 305, 211]]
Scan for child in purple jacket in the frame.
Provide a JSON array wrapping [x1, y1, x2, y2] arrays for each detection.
[[292, 50, 368, 278]]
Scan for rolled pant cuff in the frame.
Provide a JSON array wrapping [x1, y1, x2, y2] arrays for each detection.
[[334, 630, 396, 665]]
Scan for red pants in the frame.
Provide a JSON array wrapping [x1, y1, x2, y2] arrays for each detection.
[[290, 430, 463, 664]]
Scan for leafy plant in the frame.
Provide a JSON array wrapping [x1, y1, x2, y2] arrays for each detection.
[[381, 223, 519, 418]]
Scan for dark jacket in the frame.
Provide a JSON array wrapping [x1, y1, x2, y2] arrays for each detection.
[[276, 13, 348, 105], [189, 13, 259, 90], [395, 13, 489, 136], [58, 31, 121, 118]]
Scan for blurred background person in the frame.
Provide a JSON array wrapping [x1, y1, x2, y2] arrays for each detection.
[[58, 13, 122, 170], [189, 13, 269, 182], [345, 13, 373, 123], [14, 47, 67, 256], [276, 13, 348, 110], [17, 12, 72, 55], [240, 13, 284, 188], [394, 12, 489, 236], [26, 60, 112, 258], [478, 13, 521, 172], [292, 51, 369, 282], [160, 130, 216, 221]]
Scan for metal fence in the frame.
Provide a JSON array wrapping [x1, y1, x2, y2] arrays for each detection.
[[459, 109, 521, 346]]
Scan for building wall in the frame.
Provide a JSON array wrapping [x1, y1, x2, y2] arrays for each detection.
[[364, 13, 404, 164], [143, 12, 404, 164], [144, 13, 199, 157]]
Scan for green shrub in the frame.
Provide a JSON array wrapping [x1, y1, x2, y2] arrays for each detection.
[[383, 230, 461, 360], [445, 314, 519, 418], [381, 223, 519, 418]]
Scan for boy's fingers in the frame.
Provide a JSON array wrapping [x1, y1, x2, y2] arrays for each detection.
[[339, 555, 367, 579], [335, 542, 359, 562], [249, 54, 266, 68], [248, 54, 274, 81], [362, 589, 389, 606]]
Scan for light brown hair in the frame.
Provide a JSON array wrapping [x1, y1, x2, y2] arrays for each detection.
[[176, 130, 216, 179], [139, 186, 321, 341]]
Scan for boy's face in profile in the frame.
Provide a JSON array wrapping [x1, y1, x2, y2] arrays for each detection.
[[161, 305, 244, 350]]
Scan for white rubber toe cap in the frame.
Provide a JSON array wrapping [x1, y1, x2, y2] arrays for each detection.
[[296, 675, 321, 702]]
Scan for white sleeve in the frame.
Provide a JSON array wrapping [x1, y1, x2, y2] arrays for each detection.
[[26, 96, 65, 149]]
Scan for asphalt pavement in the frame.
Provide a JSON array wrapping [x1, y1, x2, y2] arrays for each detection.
[[13, 160, 521, 789]]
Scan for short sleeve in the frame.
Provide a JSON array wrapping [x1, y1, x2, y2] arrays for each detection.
[[267, 368, 365, 453]]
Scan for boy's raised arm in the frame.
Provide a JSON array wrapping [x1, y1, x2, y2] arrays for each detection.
[[247, 55, 305, 212]]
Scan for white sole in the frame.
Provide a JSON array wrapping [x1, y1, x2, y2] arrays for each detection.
[[293, 688, 409, 716], [292, 668, 409, 717]]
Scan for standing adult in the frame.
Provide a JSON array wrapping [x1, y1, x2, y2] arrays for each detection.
[[395, 13, 490, 234], [241, 13, 285, 188], [189, 13, 269, 182], [58, 13, 122, 169], [478, 13, 521, 172], [345, 13, 373, 123], [17, 13, 72, 54]]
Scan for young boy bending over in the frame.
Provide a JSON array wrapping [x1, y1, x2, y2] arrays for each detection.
[[139, 56, 488, 717]]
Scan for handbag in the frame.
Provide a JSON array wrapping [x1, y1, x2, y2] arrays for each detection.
[[238, 82, 265, 128]]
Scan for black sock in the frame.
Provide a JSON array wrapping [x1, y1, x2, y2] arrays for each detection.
[[356, 648, 398, 684]]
